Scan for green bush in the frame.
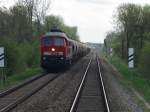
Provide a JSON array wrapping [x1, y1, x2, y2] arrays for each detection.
[[0, 36, 40, 76], [138, 42, 150, 78]]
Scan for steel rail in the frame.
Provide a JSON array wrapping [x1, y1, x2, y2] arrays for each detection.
[[0, 75, 59, 112], [97, 56, 110, 112], [0, 73, 46, 98], [69, 57, 92, 112]]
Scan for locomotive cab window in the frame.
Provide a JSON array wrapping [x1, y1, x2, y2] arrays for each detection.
[[54, 38, 65, 46], [42, 37, 53, 46]]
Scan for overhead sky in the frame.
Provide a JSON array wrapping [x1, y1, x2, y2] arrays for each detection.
[[1, 0, 150, 43]]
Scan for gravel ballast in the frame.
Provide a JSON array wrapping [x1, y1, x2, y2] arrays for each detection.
[[4, 53, 143, 112], [11, 54, 91, 112], [100, 58, 143, 112]]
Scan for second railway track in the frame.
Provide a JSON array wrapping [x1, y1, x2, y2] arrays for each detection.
[[70, 55, 110, 112], [0, 73, 60, 112]]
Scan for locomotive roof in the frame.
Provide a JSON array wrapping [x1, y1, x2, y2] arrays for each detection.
[[44, 32, 67, 38], [43, 30, 80, 43], [50, 29, 63, 32]]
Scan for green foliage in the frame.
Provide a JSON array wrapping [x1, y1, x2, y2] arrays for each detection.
[[44, 15, 79, 41], [138, 42, 150, 78], [143, 32, 150, 42], [104, 4, 150, 77], [0, 37, 40, 76], [104, 4, 150, 107], [44, 15, 64, 31], [112, 41, 122, 56], [0, 68, 41, 91], [108, 56, 150, 103], [62, 26, 79, 41], [0, 1, 79, 90], [0, 3, 79, 78], [0, 36, 41, 91]]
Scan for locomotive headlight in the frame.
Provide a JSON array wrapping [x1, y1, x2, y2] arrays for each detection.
[[43, 56, 46, 60], [51, 48, 55, 52], [60, 57, 64, 60]]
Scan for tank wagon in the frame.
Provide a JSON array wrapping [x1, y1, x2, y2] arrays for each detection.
[[40, 29, 90, 69]]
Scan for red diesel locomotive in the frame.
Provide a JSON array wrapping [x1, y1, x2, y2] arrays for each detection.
[[40, 29, 90, 69]]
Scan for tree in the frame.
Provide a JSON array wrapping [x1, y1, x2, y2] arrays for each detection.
[[44, 15, 79, 41], [0, 7, 11, 36], [63, 26, 79, 41], [116, 4, 143, 61], [44, 15, 64, 32], [10, 4, 30, 42], [142, 5, 150, 43], [18, 0, 51, 37]]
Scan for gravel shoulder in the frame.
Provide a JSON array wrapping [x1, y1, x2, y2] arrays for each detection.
[[100, 58, 143, 112]]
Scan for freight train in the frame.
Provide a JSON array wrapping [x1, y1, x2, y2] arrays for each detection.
[[40, 29, 90, 69]]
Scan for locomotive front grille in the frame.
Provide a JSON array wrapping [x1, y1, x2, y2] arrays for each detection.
[[41, 55, 66, 68]]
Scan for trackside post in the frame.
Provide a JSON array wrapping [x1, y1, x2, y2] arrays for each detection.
[[0, 47, 6, 85]]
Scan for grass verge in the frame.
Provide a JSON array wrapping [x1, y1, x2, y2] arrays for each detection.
[[0, 68, 42, 91], [106, 56, 150, 104]]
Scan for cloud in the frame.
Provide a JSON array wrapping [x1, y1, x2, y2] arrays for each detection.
[[0, 0, 15, 8], [50, 0, 117, 43]]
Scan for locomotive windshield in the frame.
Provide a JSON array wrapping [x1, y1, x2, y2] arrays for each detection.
[[42, 36, 65, 46], [54, 38, 65, 46], [42, 37, 53, 46]]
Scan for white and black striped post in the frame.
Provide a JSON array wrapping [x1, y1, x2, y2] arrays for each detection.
[[110, 48, 113, 57], [128, 48, 134, 68], [0, 47, 5, 67], [0, 47, 5, 84]]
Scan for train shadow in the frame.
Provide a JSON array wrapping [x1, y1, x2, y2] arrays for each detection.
[[43, 65, 71, 74]]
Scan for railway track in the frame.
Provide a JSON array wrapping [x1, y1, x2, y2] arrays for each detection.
[[0, 73, 46, 98], [69, 55, 110, 112], [0, 73, 59, 112]]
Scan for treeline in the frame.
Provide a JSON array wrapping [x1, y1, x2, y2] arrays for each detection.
[[0, 0, 79, 76], [104, 3, 150, 78]]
